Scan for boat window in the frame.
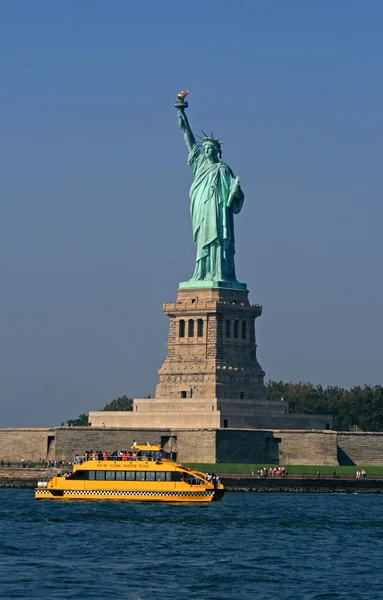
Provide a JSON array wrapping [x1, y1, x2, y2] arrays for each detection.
[[192, 476, 205, 485], [67, 470, 85, 480], [84, 469, 180, 482]]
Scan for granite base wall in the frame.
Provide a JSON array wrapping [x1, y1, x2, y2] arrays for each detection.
[[276, 431, 338, 466], [219, 414, 332, 430], [337, 433, 383, 466], [0, 429, 55, 462], [53, 428, 337, 465], [3, 428, 383, 466]]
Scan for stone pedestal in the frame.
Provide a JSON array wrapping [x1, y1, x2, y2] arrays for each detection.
[[155, 286, 267, 403]]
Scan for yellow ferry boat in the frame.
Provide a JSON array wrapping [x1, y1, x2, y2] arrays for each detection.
[[35, 445, 224, 503]]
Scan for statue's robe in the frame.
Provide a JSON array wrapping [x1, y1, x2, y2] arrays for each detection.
[[188, 145, 244, 282]]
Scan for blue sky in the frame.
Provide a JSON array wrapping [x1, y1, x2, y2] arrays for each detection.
[[0, 1, 382, 426]]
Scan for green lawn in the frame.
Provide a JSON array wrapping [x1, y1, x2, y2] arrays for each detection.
[[185, 463, 383, 476]]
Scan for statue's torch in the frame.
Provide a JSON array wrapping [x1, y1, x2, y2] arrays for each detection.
[[174, 90, 189, 128]]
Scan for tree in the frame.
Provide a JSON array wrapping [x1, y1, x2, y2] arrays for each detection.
[[103, 395, 133, 411], [66, 413, 89, 426], [266, 380, 383, 432]]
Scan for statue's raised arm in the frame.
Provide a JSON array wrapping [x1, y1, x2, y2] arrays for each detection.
[[178, 110, 196, 152], [174, 91, 196, 153]]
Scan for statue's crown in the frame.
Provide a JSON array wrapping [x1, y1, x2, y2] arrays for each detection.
[[202, 136, 220, 148], [197, 131, 224, 152]]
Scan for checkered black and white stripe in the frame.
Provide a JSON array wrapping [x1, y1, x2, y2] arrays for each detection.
[[65, 490, 213, 497], [36, 489, 214, 498]]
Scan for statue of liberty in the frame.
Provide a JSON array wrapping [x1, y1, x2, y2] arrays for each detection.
[[175, 92, 246, 289]]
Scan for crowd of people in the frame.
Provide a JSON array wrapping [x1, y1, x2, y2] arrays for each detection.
[[73, 447, 156, 464], [255, 467, 288, 478]]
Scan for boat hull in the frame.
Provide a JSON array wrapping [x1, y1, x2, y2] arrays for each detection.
[[35, 488, 221, 502]]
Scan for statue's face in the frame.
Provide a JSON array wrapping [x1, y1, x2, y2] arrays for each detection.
[[204, 143, 219, 162]]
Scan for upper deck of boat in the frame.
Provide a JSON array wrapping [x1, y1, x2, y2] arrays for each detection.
[[72, 446, 178, 472]]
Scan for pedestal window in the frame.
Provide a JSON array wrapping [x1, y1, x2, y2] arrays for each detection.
[[179, 320, 185, 338], [226, 320, 231, 338], [197, 319, 203, 337], [234, 320, 239, 338], [188, 319, 194, 337]]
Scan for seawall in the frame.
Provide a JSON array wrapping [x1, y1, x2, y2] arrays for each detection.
[[0, 468, 60, 488], [221, 476, 383, 493]]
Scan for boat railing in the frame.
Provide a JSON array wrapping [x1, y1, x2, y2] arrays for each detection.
[[74, 455, 167, 465]]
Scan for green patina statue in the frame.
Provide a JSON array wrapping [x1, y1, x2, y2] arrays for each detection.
[[175, 92, 246, 290]]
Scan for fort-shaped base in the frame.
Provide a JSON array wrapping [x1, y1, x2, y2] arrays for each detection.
[[89, 401, 332, 431]]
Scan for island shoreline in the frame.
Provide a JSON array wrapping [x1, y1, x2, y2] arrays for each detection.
[[2, 469, 383, 493]]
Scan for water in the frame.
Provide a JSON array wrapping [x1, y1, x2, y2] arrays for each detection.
[[0, 490, 382, 599]]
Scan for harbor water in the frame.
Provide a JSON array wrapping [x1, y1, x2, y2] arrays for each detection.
[[0, 489, 382, 599]]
